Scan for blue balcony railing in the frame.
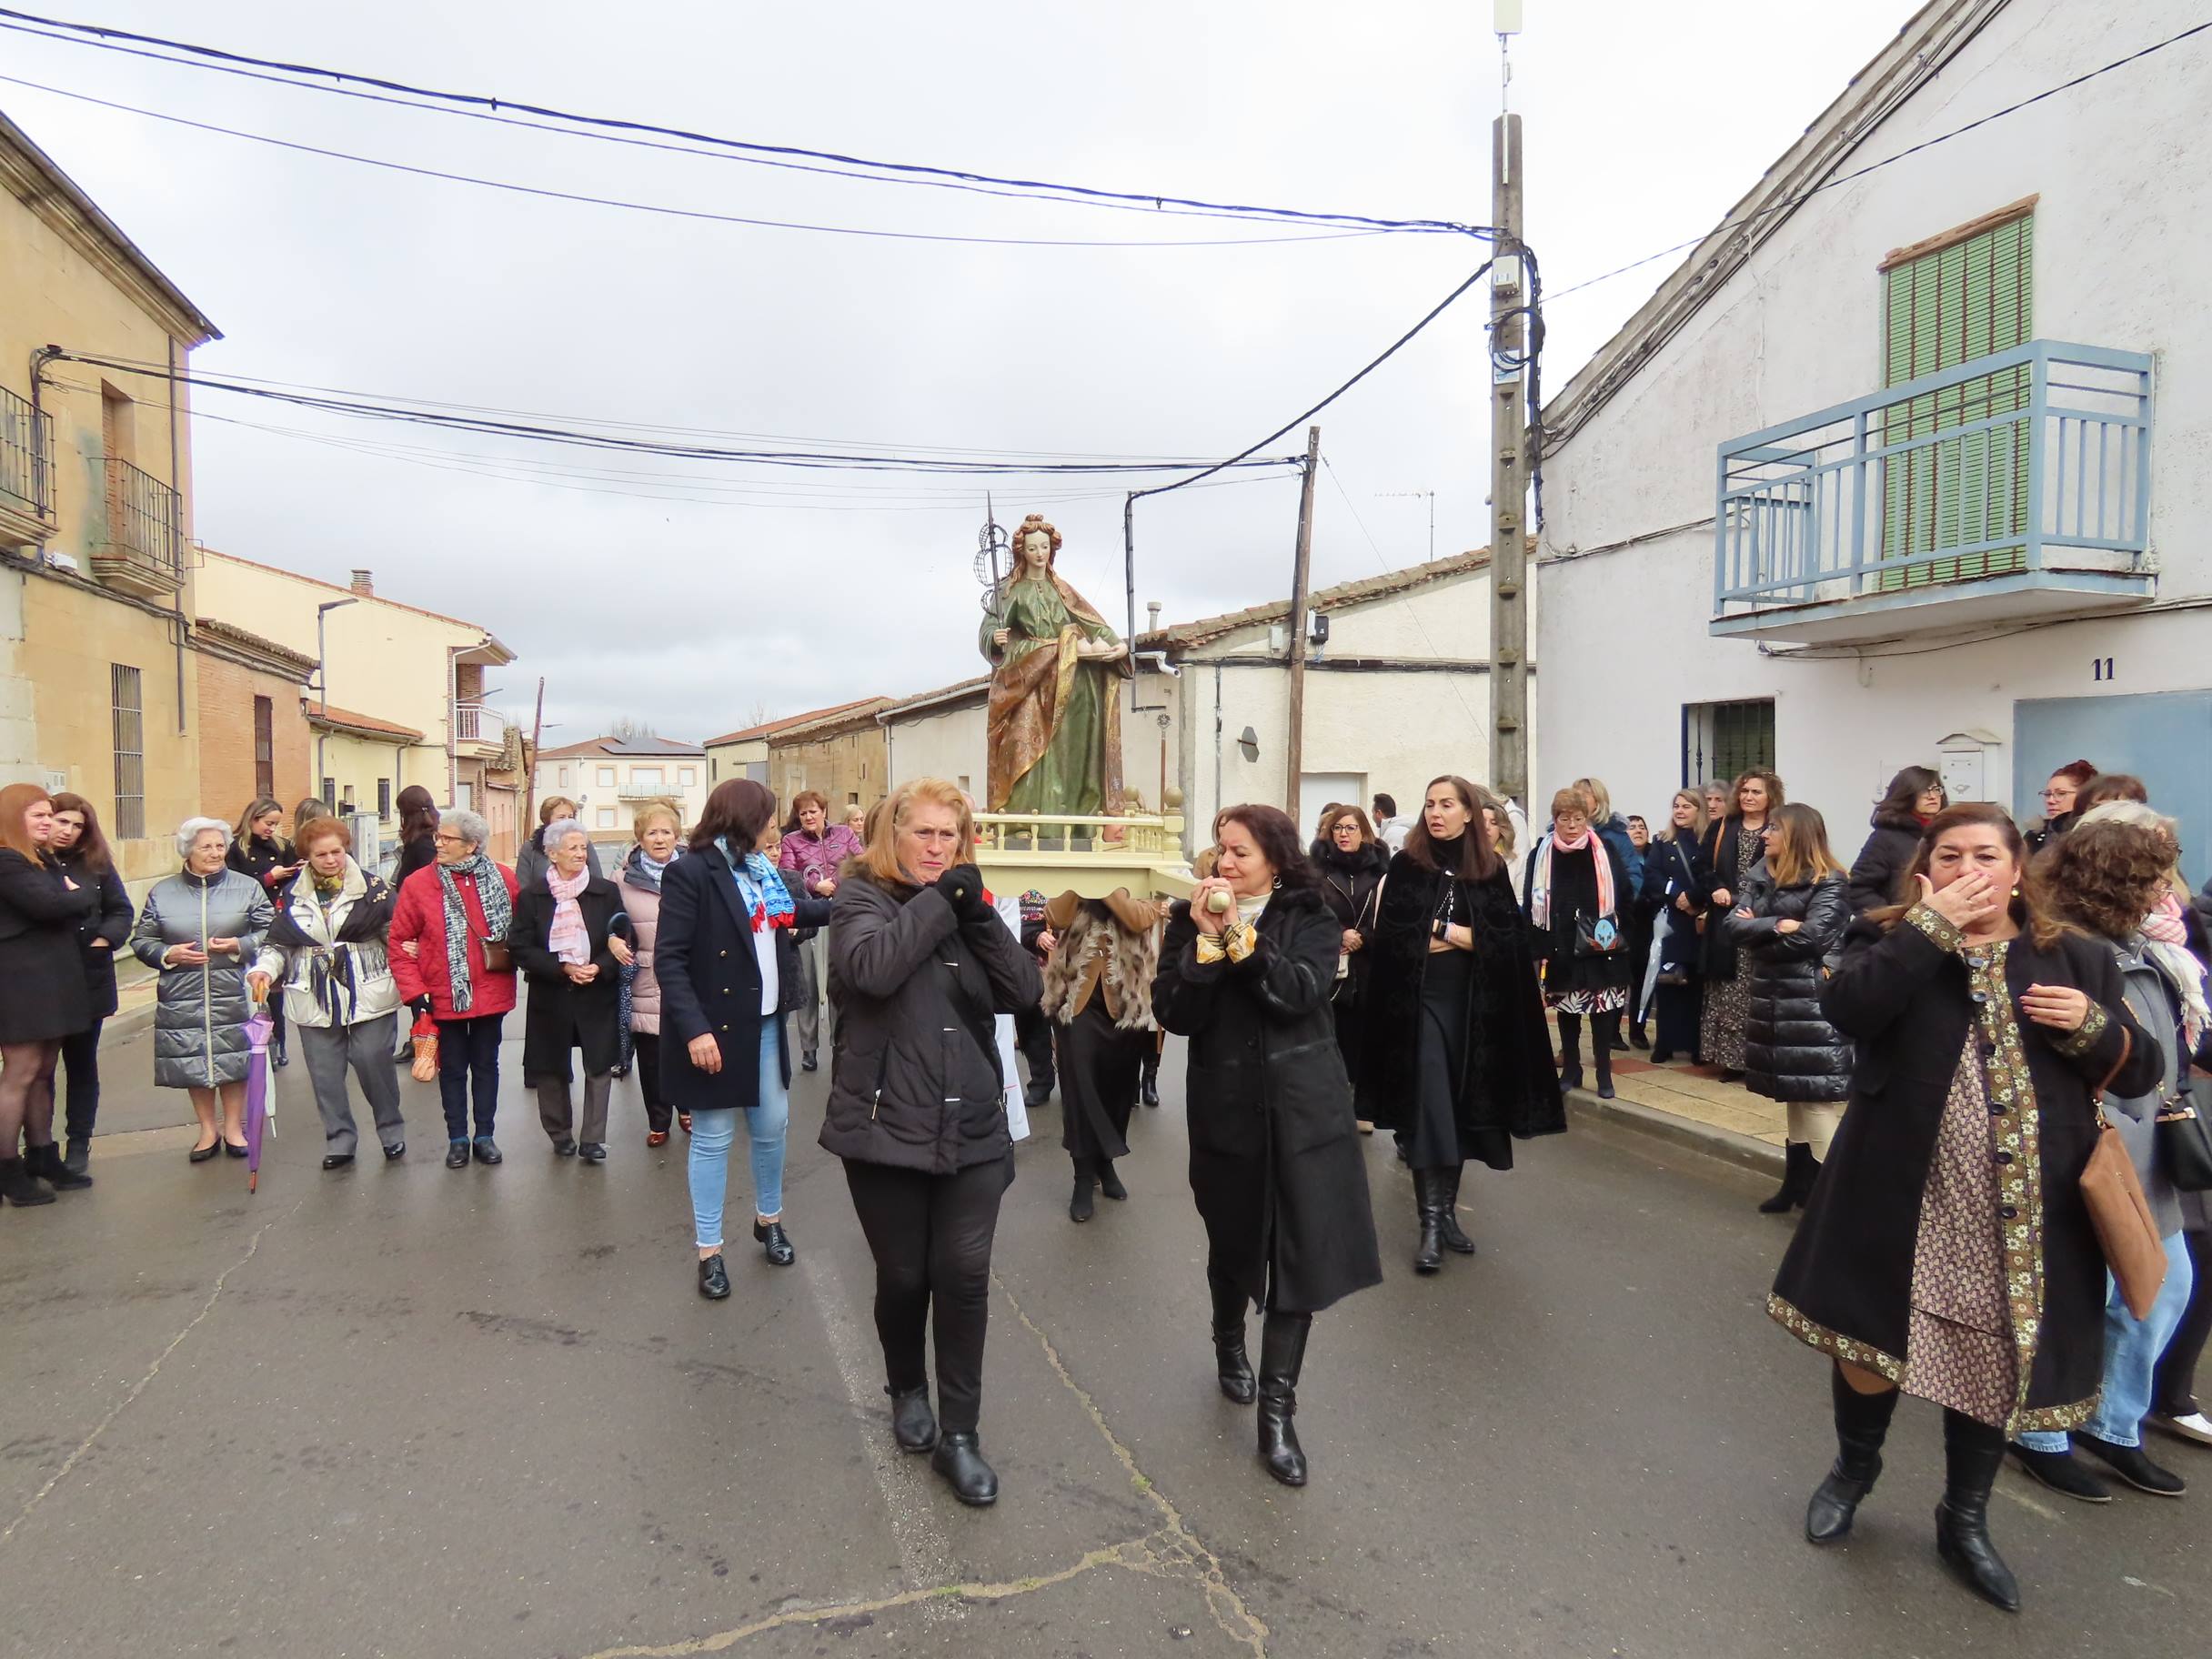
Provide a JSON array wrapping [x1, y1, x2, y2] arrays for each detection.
[[1714, 341, 2153, 637]]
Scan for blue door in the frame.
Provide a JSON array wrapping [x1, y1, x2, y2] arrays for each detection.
[[2014, 692, 2212, 889]]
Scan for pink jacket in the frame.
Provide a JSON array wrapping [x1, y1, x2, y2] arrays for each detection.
[[779, 824, 864, 897]]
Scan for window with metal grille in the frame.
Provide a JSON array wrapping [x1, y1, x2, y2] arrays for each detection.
[[110, 664, 144, 840], [1879, 208, 2034, 589], [1683, 699, 1775, 789], [377, 778, 392, 819], [253, 696, 274, 798]]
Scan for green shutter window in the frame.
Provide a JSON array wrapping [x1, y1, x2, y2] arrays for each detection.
[[1878, 212, 2033, 590]]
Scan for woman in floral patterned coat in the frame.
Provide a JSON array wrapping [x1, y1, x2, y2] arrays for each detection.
[[1767, 804, 2157, 1614]]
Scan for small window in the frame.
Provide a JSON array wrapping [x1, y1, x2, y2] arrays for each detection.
[[678, 766, 696, 786], [339, 789, 357, 815], [253, 696, 274, 799], [1683, 699, 1775, 789], [109, 664, 144, 839], [596, 807, 617, 828], [847, 791, 860, 808], [709, 759, 718, 780], [558, 765, 570, 789], [377, 778, 392, 819], [455, 781, 473, 810], [958, 774, 971, 795], [597, 765, 615, 787], [320, 775, 337, 808]]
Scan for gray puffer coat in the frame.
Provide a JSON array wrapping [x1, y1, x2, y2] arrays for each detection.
[[132, 867, 273, 1088], [820, 870, 1041, 1174]]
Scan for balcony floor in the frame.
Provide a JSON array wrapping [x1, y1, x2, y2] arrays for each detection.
[[1709, 567, 2155, 645]]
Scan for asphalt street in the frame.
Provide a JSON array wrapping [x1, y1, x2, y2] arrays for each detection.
[[2, 1014, 2206, 1658]]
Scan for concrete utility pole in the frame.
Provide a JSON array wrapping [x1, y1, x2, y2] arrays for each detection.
[[1488, 110, 1529, 807], [1283, 424, 1322, 812]]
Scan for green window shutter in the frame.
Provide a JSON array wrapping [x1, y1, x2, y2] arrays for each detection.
[[1877, 213, 2033, 590]]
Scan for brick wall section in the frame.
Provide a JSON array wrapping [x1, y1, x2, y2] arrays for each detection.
[[195, 652, 309, 824]]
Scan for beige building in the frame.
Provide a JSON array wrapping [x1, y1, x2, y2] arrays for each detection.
[[537, 735, 708, 852], [192, 618, 316, 824], [705, 698, 885, 794], [767, 701, 892, 814], [0, 105, 226, 898], [877, 677, 990, 798]]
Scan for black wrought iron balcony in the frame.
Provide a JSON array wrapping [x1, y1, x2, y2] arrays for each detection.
[[0, 385, 50, 544], [94, 456, 182, 598]]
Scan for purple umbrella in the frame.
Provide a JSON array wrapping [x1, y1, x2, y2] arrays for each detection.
[[244, 1009, 276, 1193]]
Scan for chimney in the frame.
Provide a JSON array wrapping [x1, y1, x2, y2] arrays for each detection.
[[349, 569, 374, 597]]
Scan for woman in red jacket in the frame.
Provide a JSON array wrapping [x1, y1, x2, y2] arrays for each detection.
[[389, 806, 519, 1169]]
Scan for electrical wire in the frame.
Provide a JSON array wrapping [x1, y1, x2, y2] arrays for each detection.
[[0, 6, 1491, 240], [1546, 17, 2212, 302], [0, 72, 1384, 249]]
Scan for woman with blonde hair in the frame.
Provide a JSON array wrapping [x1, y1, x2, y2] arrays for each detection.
[[618, 797, 685, 1144], [1724, 803, 1852, 1212], [1472, 786, 1521, 900], [819, 779, 1040, 1503], [1644, 789, 1712, 1063]]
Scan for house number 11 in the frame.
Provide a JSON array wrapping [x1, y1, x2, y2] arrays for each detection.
[[2092, 657, 2116, 681]]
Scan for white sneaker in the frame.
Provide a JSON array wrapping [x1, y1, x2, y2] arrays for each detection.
[[2149, 1411, 2212, 1448]]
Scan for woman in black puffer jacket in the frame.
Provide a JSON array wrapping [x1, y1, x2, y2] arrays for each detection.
[[1724, 803, 1853, 1216], [820, 778, 1041, 1509], [1845, 766, 1943, 916]]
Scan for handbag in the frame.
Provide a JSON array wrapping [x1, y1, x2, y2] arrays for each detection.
[[1573, 910, 1624, 958], [479, 937, 513, 974], [2157, 1096, 2212, 1193], [2077, 1028, 2169, 1320]]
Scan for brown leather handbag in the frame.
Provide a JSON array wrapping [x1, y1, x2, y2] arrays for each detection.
[[2077, 1028, 2168, 1320]]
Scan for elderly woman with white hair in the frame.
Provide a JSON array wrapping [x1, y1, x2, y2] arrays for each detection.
[[130, 816, 274, 1161], [508, 815, 630, 1161]]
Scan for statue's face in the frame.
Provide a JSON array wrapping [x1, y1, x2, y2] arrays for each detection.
[[1021, 529, 1051, 572]]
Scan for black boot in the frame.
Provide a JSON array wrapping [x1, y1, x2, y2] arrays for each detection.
[[1556, 1014, 1584, 1094], [1593, 1015, 1619, 1101], [27, 1141, 92, 1191], [1628, 1022, 1650, 1051], [888, 1382, 938, 1453], [1761, 1141, 1815, 1214], [1436, 1162, 1476, 1255], [930, 1431, 999, 1506], [1256, 1310, 1312, 1486], [1806, 1366, 1899, 1543], [1412, 1169, 1445, 1275], [1140, 1050, 1161, 1108], [1095, 1158, 1128, 1202], [63, 1138, 91, 1176], [1936, 1411, 2021, 1613], [0, 1156, 55, 1207], [1210, 1270, 1256, 1405], [1069, 1160, 1095, 1222]]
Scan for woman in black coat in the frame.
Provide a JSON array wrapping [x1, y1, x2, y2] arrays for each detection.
[[1156, 803, 1382, 1489], [226, 796, 300, 1063], [508, 815, 629, 1162], [1768, 804, 2160, 1614], [657, 780, 832, 1287], [1524, 785, 1636, 1099], [819, 779, 1041, 1506], [1721, 803, 1853, 1215], [45, 793, 133, 1176], [1361, 776, 1561, 1274], [1845, 766, 1943, 915], [1699, 769, 1781, 1080], [0, 785, 101, 1206], [1313, 804, 1388, 1131], [1644, 790, 1712, 1063]]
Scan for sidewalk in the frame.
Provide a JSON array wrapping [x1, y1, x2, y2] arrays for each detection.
[[1547, 1015, 1787, 1175]]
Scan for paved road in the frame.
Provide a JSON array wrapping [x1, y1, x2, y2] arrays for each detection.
[[4, 1018, 2205, 1657]]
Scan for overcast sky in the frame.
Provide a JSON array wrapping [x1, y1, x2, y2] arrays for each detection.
[[4, 0, 1919, 740]]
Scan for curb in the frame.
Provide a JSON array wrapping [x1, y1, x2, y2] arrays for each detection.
[[1564, 1086, 1785, 1177], [104, 1000, 158, 1043]]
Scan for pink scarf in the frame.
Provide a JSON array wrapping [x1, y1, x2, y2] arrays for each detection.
[[1550, 824, 1594, 852], [547, 864, 591, 965]]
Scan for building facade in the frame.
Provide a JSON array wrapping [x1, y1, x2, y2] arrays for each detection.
[[704, 697, 885, 794], [1534, 0, 2210, 882], [766, 702, 892, 812], [191, 618, 315, 825], [536, 735, 708, 853]]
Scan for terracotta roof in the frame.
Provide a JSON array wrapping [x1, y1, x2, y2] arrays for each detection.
[[1138, 547, 1495, 653], [704, 697, 889, 747], [876, 674, 990, 721], [538, 734, 703, 759], [309, 702, 427, 742], [198, 547, 516, 658], [192, 616, 317, 678]]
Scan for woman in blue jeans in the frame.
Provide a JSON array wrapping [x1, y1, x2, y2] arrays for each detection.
[[655, 779, 831, 1298], [2010, 809, 2207, 1500]]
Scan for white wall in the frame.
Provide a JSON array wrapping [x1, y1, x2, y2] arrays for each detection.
[[884, 700, 987, 796], [1536, 0, 2212, 845]]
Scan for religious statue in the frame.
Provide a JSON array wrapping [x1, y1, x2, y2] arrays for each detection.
[[980, 513, 1131, 814]]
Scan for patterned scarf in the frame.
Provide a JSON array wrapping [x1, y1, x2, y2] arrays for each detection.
[[547, 863, 591, 964], [719, 837, 795, 932], [2142, 892, 2208, 1052], [1528, 830, 1615, 931], [437, 851, 512, 1013]]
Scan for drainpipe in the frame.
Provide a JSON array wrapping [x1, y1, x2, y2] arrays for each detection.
[[167, 337, 186, 731]]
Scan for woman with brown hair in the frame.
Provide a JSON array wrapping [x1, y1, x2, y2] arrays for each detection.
[[1846, 766, 1945, 916], [1699, 767, 1783, 1081], [778, 788, 863, 1073], [44, 792, 133, 1175], [1524, 785, 1636, 1101], [1645, 789, 1711, 1064], [1314, 803, 1388, 1131], [1722, 802, 1852, 1213], [2026, 759, 2097, 850], [1158, 804, 1381, 1485], [1768, 803, 2159, 1612], [1361, 777, 1560, 1273], [0, 783, 99, 1204]]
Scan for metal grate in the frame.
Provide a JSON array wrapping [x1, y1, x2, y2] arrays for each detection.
[[110, 664, 145, 840], [1, 385, 49, 514], [253, 696, 274, 799], [1683, 699, 1775, 789], [102, 457, 181, 572]]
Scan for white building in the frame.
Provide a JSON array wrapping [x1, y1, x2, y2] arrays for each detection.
[[1535, 0, 2209, 883], [534, 734, 708, 854]]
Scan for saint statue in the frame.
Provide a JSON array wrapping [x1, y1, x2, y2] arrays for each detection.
[[980, 514, 1131, 814]]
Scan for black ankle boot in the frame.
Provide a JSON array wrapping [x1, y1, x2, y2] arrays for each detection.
[[1069, 1161, 1095, 1222], [1761, 1142, 1815, 1213], [930, 1431, 999, 1505], [1593, 1021, 1617, 1100], [1412, 1169, 1445, 1274], [1095, 1158, 1127, 1202], [1436, 1163, 1476, 1254], [1936, 1411, 2021, 1612], [0, 1156, 55, 1207], [1557, 1019, 1584, 1093], [28, 1141, 91, 1191], [1210, 1272, 1256, 1405], [1140, 1054, 1161, 1108], [1256, 1310, 1312, 1486], [1807, 1367, 1899, 1543], [888, 1382, 938, 1453]]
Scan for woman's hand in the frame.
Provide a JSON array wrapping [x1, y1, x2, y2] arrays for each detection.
[[1191, 879, 1236, 938], [206, 936, 239, 955], [1712, 888, 1733, 909], [165, 942, 207, 968], [2020, 983, 2091, 1034], [61, 874, 80, 891], [1674, 893, 1695, 915], [1732, 906, 1755, 921], [1774, 918, 1802, 935], [246, 971, 272, 1002], [1428, 923, 1468, 955], [688, 1033, 723, 1074], [608, 937, 635, 967], [562, 961, 598, 984], [813, 875, 837, 898], [400, 939, 420, 959], [1916, 870, 2001, 933], [1342, 929, 1362, 954]]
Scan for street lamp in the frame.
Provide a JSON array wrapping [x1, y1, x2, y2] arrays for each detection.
[[314, 597, 357, 802]]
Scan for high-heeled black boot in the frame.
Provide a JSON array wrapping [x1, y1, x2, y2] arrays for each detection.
[[1592, 1014, 1619, 1101], [1556, 1013, 1584, 1093], [1436, 1162, 1476, 1255], [1209, 1269, 1256, 1404], [1256, 1310, 1312, 1486], [1760, 1141, 1815, 1213], [1069, 1160, 1095, 1222], [1936, 1411, 2021, 1612], [1806, 1366, 1899, 1543], [1140, 1049, 1161, 1108], [1412, 1169, 1445, 1274]]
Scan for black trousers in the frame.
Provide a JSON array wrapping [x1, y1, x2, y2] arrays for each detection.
[[57, 1019, 104, 1142], [841, 1156, 1011, 1434], [1014, 1004, 1056, 1092], [632, 1031, 672, 1132], [436, 1013, 503, 1140]]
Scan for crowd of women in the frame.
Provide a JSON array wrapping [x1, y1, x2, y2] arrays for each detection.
[[1, 755, 2207, 1609]]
